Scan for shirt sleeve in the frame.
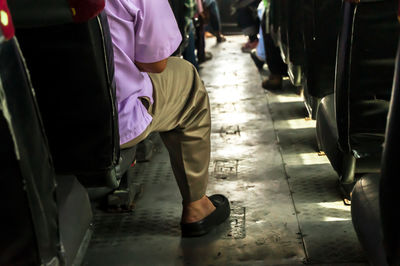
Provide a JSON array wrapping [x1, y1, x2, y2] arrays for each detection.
[[131, 0, 182, 63]]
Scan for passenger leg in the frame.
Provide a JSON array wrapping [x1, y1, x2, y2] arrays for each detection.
[[149, 58, 211, 205], [262, 32, 288, 90], [237, 1, 260, 53], [121, 57, 224, 226], [195, 16, 212, 64], [206, 0, 226, 43], [182, 23, 199, 70]]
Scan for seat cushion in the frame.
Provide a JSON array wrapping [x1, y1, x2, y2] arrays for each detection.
[[316, 94, 342, 173], [351, 174, 387, 266], [57, 175, 93, 265], [349, 99, 388, 155], [336, 1, 397, 154]]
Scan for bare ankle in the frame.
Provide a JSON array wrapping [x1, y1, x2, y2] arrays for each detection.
[[181, 195, 216, 224]]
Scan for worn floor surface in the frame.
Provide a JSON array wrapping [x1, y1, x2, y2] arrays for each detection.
[[83, 36, 367, 266]]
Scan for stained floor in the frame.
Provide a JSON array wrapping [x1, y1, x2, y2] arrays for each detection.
[[83, 36, 367, 266]]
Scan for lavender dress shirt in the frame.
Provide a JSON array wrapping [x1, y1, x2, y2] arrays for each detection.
[[105, 0, 182, 145]]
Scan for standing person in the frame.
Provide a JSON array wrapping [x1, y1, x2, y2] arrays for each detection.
[[260, 0, 287, 90], [195, 0, 213, 64], [182, 0, 200, 69], [234, 0, 261, 53], [105, 0, 230, 237], [203, 0, 226, 43]]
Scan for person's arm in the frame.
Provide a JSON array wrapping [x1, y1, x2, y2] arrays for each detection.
[[135, 58, 168, 73], [129, 1, 181, 73]]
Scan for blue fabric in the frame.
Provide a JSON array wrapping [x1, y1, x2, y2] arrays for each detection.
[[183, 22, 199, 70], [204, 0, 221, 33], [256, 2, 266, 61], [203, 0, 213, 6]]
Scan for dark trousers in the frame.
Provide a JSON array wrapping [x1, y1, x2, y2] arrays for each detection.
[[195, 17, 206, 62], [261, 12, 287, 76], [205, 0, 222, 34], [183, 27, 199, 70], [237, 0, 260, 38]]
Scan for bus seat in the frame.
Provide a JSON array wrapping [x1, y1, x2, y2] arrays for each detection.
[[302, 0, 341, 118], [0, 5, 92, 264], [350, 38, 400, 264], [56, 175, 92, 265], [280, 0, 305, 87], [316, 0, 398, 197], [315, 94, 341, 172], [275, 0, 288, 64], [351, 174, 387, 265], [0, 16, 53, 266], [268, 0, 304, 86], [8, 0, 136, 188], [268, 0, 281, 47], [380, 34, 400, 265], [353, 27, 400, 266], [317, 97, 386, 177]]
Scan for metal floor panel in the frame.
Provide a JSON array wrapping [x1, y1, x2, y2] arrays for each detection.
[[265, 84, 367, 264], [83, 36, 366, 266]]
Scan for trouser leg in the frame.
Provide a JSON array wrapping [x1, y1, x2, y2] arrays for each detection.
[[183, 25, 199, 70], [158, 88, 210, 205], [264, 33, 287, 76], [237, 2, 260, 37], [122, 57, 211, 203], [195, 17, 206, 62], [208, 1, 222, 33]]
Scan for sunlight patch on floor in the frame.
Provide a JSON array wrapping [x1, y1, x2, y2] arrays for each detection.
[[318, 201, 351, 212], [323, 217, 352, 222], [284, 152, 330, 166], [275, 118, 316, 129], [274, 94, 303, 103]]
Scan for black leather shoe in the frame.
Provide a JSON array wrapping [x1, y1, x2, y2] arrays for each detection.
[[181, 194, 230, 237], [198, 51, 213, 64], [262, 76, 283, 91]]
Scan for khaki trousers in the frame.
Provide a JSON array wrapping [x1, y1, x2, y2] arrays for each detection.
[[121, 57, 211, 203]]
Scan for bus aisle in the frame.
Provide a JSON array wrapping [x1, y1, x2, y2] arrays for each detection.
[[83, 36, 366, 266], [263, 55, 366, 264]]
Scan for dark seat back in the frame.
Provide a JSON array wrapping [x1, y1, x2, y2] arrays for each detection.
[[0, 6, 60, 264], [8, 0, 134, 188], [380, 35, 400, 266], [352, 24, 400, 266], [303, 0, 341, 99], [277, 0, 288, 62], [268, 0, 305, 86], [286, 0, 305, 65], [336, 0, 398, 156], [268, 0, 281, 46], [282, 0, 306, 86], [269, 0, 288, 60]]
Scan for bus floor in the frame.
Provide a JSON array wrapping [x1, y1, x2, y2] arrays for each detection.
[[83, 36, 367, 266]]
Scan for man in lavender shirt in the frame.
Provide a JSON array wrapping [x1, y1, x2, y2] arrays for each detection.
[[105, 0, 230, 237]]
